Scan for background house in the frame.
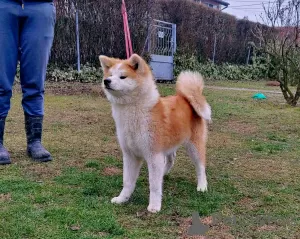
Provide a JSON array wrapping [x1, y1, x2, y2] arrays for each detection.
[[195, 0, 229, 10]]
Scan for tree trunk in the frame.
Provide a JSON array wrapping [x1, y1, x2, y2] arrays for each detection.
[[279, 68, 297, 106], [290, 80, 300, 106]]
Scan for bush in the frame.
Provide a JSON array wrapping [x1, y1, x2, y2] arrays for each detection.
[[51, 0, 260, 66], [14, 64, 103, 83], [174, 52, 270, 81], [47, 64, 103, 83], [14, 52, 270, 83]]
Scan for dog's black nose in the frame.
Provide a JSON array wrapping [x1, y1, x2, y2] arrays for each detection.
[[104, 79, 111, 87]]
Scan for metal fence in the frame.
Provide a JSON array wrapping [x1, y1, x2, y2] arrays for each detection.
[[148, 19, 177, 81]]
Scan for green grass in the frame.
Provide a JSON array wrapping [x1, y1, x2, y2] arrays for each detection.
[[0, 81, 299, 238]]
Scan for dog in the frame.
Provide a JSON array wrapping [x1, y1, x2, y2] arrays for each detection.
[[99, 54, 211, 213]]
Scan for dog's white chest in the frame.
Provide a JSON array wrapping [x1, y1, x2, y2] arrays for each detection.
[[112, 106, 151, 157]]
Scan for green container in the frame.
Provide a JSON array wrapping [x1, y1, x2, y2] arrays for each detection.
[[252, 93, 267, 100]]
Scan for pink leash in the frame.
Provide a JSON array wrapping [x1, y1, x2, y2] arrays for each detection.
[[121, 0, 133, 58]]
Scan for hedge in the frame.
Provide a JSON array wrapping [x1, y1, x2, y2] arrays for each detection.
[[51, 0, 261, 66]]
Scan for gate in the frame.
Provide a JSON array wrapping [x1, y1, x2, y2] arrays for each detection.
[[147, 20, 176, 81]]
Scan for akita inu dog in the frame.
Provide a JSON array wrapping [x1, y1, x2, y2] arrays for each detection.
[[99, 54, 211, 213]]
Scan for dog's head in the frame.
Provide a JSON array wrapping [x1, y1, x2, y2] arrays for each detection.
[[99, 54, 155, 104]]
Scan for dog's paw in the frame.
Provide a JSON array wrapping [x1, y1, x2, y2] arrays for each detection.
[[197, 181, 208, 192], [111, 196, 127, 204], [147, 204, 161, 213]]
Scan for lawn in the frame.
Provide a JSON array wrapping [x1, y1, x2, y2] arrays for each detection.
[[0, 81, 299, 239]]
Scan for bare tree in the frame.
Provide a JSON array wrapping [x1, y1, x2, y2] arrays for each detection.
[[251, 0, 300, 106]]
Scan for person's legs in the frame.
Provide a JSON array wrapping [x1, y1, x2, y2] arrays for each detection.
[[20, 1, 55, 116], [19, 1, 55, 162], [0, 0, 20, 165]]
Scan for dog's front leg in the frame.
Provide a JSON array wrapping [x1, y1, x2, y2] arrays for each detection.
[[111, 153, 142, 204], [147, 153, 165, 213]]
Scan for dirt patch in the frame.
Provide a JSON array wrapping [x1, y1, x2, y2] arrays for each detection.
[[178, 217, 205, 239], [24, 163, 62, 181], [69, 225, 81, 231], [266, 81, 280, 87], [208, 133, 241, 148], [225, 121, 257, 135], [0, 193, 12, 202], [257, 224, 278, 232], [178, 216, 235, 239], [46, 83, 105, 97], [96, 232, 109, 237], [236, 197, 257, 210], [102, 167, 122, 176], [234, 158, 295, 182], [14, 82, 105, 97]]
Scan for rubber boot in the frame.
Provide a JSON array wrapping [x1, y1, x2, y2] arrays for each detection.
[[0, 117, 11, 165], [25, 114, 52, 162]]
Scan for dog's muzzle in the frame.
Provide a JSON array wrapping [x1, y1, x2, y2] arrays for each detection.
[[104, 79, 112, 89]]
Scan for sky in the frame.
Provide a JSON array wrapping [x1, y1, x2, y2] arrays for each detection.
[[223, 0, 271, 23]]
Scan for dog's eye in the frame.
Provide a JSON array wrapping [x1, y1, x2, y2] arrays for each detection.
[[120, 76, 127, 79]]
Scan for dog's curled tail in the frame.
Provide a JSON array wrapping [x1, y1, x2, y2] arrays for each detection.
[[176, 71, 211, 121]]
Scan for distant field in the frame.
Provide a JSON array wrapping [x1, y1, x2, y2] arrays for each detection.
[[0, 81, 299, 238]]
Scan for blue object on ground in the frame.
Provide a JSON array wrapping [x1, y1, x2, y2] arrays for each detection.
[[252, 93, 267, 100]]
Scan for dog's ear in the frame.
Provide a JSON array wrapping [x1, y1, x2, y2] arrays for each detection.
[[128, 54, 146, 73], [99, 55, 113, 72]]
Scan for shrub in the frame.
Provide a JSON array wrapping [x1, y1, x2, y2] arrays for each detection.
[[15, 64, 103, 83], [46, 64, 102, 83], [51, 0, 260, 66], [174, 52, 270, 81]]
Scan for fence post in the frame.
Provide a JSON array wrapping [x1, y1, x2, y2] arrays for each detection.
[[212, 34, 217, 63], [246, 46, 251, 65], [75, 8, 81, 72], [172, 23, 177, 55], [146, 0, 150, 53]]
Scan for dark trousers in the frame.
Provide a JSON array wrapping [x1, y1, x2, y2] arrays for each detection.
[[0, 0, 56, 117]]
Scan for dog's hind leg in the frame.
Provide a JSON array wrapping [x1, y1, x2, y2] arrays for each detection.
[[185, 140, 207, 192], [147, 153, 165, 213], [164, 151, 176, 175], [111, 153, 143, 204], [184, 120, 208, 192]]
